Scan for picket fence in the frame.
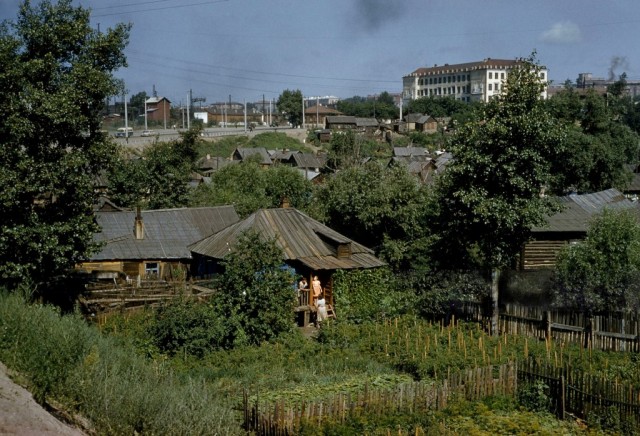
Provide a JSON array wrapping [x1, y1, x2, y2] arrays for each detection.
[[243, 359, 640, 434], [243, 362, 517, 434], [456, 302, 640, 352]]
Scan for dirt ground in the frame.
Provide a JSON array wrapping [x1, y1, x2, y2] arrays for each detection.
[[0, 362, 86, 436]]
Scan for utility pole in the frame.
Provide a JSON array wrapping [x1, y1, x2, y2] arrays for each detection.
[[124, 92, 128, 143], [316, 96, 319, 128], [301, 93, 305, 129], [144, 97, 148, 130], [244, 99, 247, 133], [187, 91, 191, 130]]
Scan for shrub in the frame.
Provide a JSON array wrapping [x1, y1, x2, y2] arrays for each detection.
[[517, 380, 551, 413]]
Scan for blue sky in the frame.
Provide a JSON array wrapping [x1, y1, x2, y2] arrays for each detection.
[[1, 0, 639, 105]]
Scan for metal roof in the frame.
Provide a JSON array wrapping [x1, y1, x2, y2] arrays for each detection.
[[190, 208, 386, 270], [393, 147, 428, 157], [233, 147, 273, 165], [89, 206, 240, 261], [533, 189, 639, 233]]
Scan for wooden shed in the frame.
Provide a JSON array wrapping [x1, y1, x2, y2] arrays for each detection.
[[520, 189, 638, 270]]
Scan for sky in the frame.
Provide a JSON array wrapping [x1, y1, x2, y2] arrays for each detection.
[[1, 0, 639, 106]]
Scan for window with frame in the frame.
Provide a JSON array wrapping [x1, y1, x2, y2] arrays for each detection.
[[145, 262, 160, 278], [489, 72, 493, 79], [488, 83, 493, 91]]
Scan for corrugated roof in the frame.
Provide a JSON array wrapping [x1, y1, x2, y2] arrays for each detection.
[[393, 147, 428, 157], [190, 208, 386, 270], [233, 147, 272, 165], [326, 116, 356, 125], [533, 189, 639, 233], [293, 152, 324, 169], [355, 117, 379, 127], [90, 206, 240, 261]]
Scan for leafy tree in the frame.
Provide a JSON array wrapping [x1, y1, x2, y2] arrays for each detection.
[[312, 161, 430, 270], [214, 230, 296, 346], [189, 160, 312, 217], [552, 209, 640, 314], [0, 0, 129, 287], [429, 55, 563, 334], [108, 126, 202, 209], [277, 89, 303, 127], [336, 92, 397, 119]]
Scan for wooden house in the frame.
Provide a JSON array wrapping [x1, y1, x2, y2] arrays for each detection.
[[520, 189, 639, 270], [78, 206, 240, 280], [189, 207, 385, 324], [232, 147, 272, 167]]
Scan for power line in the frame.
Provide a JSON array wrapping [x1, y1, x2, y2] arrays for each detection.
[[91, 0, 230, 18]]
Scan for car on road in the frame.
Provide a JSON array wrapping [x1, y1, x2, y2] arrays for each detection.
[[141, 130, 156, 137]]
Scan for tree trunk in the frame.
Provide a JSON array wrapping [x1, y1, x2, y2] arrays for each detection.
[[491, 268, 500, 336]]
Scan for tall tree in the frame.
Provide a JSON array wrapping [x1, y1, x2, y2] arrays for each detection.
[[277, 89, 303, 127], [553, 209, 640, 313], [0, 0, 129, 287], [430, 55, 564, 334]]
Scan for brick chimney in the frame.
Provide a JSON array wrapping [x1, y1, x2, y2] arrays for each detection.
[[134, 206, 144, 240]]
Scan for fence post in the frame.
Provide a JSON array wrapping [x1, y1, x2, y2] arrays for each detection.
[[543, 311, 551, 342], [584, 317, 593, 350], [559, 376, 566, 420]]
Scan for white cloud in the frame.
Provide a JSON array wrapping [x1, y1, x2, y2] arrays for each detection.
[[540, 21, 582, 44]]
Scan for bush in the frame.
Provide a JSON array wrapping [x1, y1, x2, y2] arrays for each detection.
[[517, 380, 551, 413], [147, 299, 227, 357]]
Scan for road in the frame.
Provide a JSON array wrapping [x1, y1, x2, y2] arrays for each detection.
[[113, 125, 301, 149]]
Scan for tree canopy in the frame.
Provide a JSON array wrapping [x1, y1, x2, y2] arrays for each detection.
[[553, 209, 640, 313], [189, 160, 313, 218], [0, 0, 129, 287], [277, 89, 303, 127], [428, 55, 564, 333]]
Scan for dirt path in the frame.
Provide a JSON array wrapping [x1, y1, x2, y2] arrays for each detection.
[[0, 362, 86, 436]]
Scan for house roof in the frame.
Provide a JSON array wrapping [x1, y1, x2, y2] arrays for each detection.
[[89, 206, 240, 261], [393, 146, 429, 157], [145, 96, 171, 104], [293, 152, 325, 169], [326, 116, 357, 125], [355, 117, 379, 127], [405, 113, 424, 123], [189, 208, 386, 271], [533, 188, 638, 233], [304, 105, 342, 115], [233, 147, 272, 165], [406, 59, 525, 78]]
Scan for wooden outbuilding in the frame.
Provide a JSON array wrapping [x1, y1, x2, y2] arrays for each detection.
[[520, 189, 638, 270], [189, 207, 386, 325]]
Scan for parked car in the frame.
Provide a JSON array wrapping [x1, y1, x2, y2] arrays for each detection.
[[141, 130, 156, 137]]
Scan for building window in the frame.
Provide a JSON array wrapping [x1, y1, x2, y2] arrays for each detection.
[[145, 262, 160, 278], [489, 72, 493, 79], [540, 72, 546, 79], [501, 72, 505, 79], [488, 83, 493, 91]]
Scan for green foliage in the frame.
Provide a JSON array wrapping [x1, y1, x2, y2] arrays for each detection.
[[411, 270, 489, 318], [553, 209, 640, 313], [0, 292, 239, 433], [546, 88, 639, 194], [430, 54, 563, 271], [332, 268, 409, 322], [312, 161, 431, 270], [0, 0, 129, 286], [336, 92, 397, 119], [215, 230, 296, 346], [517, 380, 552, 413], [197, 134, 249, 159], [108, 125, 203, 209], [248, 131, 308, 150], [277, 89, 303, 127], [146, 299, 226, 357], [189, 160, 313, 217]]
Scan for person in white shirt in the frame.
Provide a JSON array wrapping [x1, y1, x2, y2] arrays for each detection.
[[315, 293, 328, 327]]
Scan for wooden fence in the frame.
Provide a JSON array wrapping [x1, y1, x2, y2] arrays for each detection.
[[455, 302, 640, 352], [79, 279, 216, 319], [519, 359, 640, 425], [243, 359, 640, 434], [243, 362, 517, 434]]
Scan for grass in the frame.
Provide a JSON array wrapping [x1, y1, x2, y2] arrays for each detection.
[[197, 131, 312, 159]]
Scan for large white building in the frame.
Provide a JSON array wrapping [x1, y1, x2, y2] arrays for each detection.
[[402, 58, 548, 104]]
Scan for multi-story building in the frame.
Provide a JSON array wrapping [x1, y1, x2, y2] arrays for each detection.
[[402, 58, 548, 104]]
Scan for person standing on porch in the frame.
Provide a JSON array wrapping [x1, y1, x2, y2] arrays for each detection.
[[298, 277, 308, 304], [315, 292, 328, 327], [312, 275, 322, 303]]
